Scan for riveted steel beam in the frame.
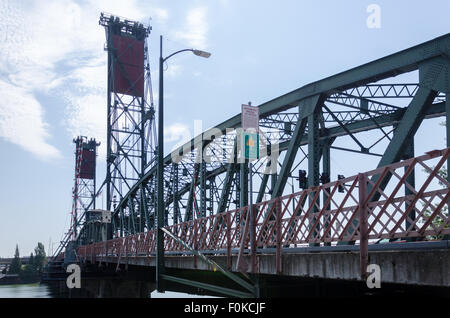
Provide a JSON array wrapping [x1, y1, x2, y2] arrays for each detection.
[[377, 90, 437, 171], [271, 95, 322, 199], [217, 141, 238, 214]]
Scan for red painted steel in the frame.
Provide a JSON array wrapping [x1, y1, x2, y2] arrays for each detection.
[[80, 148, 95, 179], [112, 34, 145, 97], [76, 148, 450, 274]]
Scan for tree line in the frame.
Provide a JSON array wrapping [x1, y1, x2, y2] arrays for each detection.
[[4, 243, 46, 283]]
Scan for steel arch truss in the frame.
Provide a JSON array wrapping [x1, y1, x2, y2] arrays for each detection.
[[108, 34, 450, 242]]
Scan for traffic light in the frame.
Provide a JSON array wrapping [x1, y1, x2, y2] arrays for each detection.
[[298, 170, 308, 189], [320, 172, 330, 184], [338, 174, 345, 193]]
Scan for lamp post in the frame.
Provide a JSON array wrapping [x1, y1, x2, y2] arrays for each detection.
[[157, 35, 211, 292]]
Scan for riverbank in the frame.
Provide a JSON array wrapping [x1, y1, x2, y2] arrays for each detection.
[[0, 274, 40, 285]]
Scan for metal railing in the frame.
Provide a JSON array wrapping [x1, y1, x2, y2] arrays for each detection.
[[76, 148, 450, 276]]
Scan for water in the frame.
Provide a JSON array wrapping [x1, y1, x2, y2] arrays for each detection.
[[151, 291, 217, 298], [0, 283, 217, 298], [0, 284, 51, 298]]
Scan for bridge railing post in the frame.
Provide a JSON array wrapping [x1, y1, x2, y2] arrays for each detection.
[[125, 236, 129, 270], [227, 211, 232, 270], [251, 204, 257, 273], [358, 173, 368, 280], [193, 219, 198, 269], [276, 197, 282, 274]]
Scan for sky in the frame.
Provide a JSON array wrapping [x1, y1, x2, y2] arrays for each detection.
[[0, 0, 449, 257]]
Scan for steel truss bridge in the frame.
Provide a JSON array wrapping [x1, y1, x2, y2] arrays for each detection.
[[51, 21, 450, 297]]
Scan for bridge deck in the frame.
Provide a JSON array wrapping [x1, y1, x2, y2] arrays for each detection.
[[79, 241, 449, 288]]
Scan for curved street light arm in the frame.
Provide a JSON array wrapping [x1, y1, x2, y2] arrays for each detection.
[[163, 48, 194, 63]]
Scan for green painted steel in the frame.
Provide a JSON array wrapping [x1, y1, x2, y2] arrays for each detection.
[[239, 162, 249, 208], [160, 227, 256, 295], [373, 86, 437, 197], [162, 275, 254, 298], [87, 34, 450, 249], [447, 94, 450, 185], [256, 160, 271, 203], [308, 101, 321, 246], [59, 34, 450, 290], [270, 103, 310, 199]]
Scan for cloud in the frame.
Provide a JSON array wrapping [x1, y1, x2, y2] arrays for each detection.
[[0, 0, 169, 161], [165, 63, 183, 78], [152, 8, 169, 23], [165, 123, 192, 150], [63, 92, 107, 158], [0, 1, 64, 160], [173, 7, 208, 49], [0, 80, 61, 160], [0, 0, 102, 160], [0, 0, 174, 163], [88, 0, 146, 22]]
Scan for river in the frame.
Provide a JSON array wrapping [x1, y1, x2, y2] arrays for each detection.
[[0, 284, 51, 298], [0, 283, 216, 298]]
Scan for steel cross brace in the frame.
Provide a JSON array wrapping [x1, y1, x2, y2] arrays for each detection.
[[161, 227, 256, 297]]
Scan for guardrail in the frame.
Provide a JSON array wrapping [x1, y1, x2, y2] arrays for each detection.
[[76, 148, 450, 277]]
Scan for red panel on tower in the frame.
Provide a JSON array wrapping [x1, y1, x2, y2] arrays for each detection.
[[80, 149, 95, 179], [112, 34, 145, 97]]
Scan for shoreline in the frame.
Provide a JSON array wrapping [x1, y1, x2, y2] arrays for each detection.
[[0, 275, 40, 286]]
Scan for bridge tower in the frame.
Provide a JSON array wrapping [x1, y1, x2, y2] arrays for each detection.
[[99, 13, 156, 235], [70, 136, 100, 241]]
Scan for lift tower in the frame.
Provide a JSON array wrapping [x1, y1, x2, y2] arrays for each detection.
[[70, 136, 100, 241], [99, 13, 156, 230]]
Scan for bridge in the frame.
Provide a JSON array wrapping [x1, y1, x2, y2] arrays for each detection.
[[43, 14, 450, 298]]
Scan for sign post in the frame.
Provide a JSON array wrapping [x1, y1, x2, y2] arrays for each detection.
[[241, 102, 259, 273]]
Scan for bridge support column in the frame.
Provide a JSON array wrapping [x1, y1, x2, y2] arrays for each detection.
[[256, 160, 271, 203], [322, 139, 333, 246], [403, 136, 416, 242], [201, 159, 207, 217], [240, 161, 249, 208], [447, 92, 450, 184], [238, 160, 248, 247], [308, 100, 321, 247], [173, 164, 179, 224], [270, 171, 277, 196], [445, 92, 450, 241]]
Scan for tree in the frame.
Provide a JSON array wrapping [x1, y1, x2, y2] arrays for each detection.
[[422, 167, 448, 240], [9, 244, 21, 274], [19, 254, 39, 283], [33, 242, 46, 274], [29, 253, 35, 270]]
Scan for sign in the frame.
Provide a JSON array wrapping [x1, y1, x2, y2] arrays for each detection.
[[242, 132, 259, 160], [241, 104, 259, 131], [101, 210, 112, 223]]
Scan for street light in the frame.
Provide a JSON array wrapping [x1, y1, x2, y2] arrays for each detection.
[[157, 35, 210, 292]]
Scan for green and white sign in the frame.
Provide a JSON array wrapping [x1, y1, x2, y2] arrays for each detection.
[[242, 132, 259, 160]]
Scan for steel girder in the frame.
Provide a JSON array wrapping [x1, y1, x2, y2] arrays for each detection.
[[106, 34, 450, 239], [110, 101, 446, 237]]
